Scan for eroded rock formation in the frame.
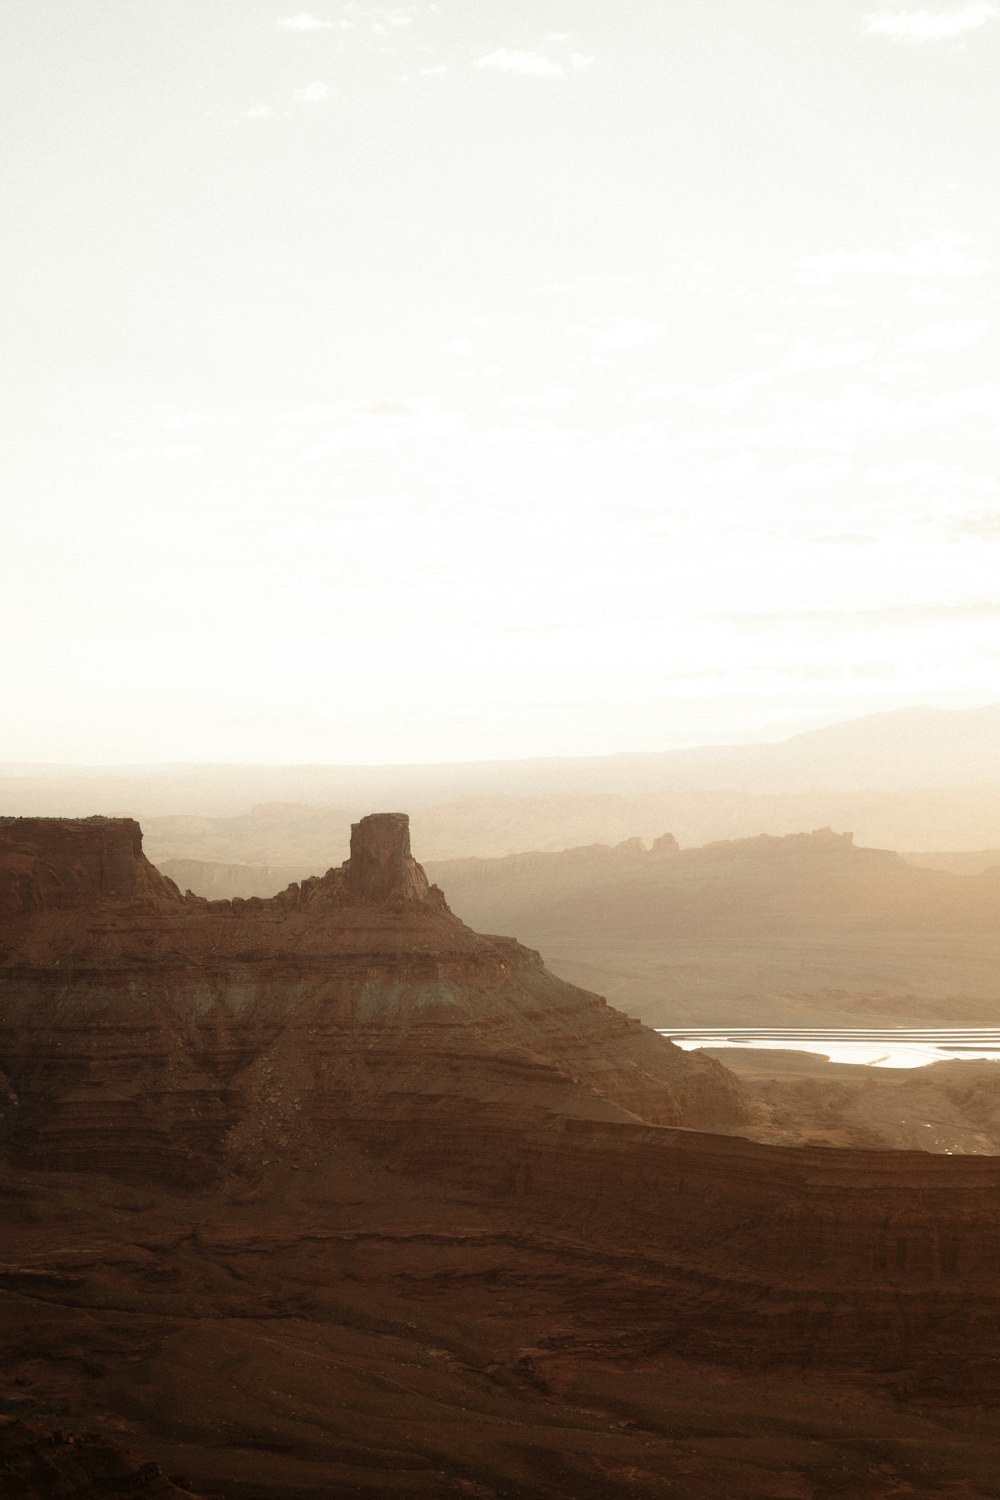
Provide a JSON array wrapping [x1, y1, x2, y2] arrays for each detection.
[[4, 813, 1000, 1498], [0, 813, 745, 1187], [0, 1416, 205, 1499]]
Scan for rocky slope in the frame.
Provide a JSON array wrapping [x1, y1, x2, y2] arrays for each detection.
[[425, 828, 1000, 1028], [0, 812, 745, 1187], [155, 828, 1000, 1029], [5, 814, 1000, 1497], [0, 1416, 205, 1499]]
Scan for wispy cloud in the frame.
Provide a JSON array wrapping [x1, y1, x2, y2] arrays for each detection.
[[863, 3, 998, 40], [798, 232, 990, 279], [280, 6, 417, 35], [908, 281, 962, 305], [292, 81, 333, 103], [279, 11, 338, 29], [780, 335, 877, 373], [571, 316, 665, 352], [901, 318, 988, 352], [241, 80, 332, 120], [475, 48, 564, 78], [162, 411, 218, 432]]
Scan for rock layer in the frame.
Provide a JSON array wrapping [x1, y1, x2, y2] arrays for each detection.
[[0, 814, 745, 1186], [5, 814, 1000, 1497], [0, 816, 183, 915], [344, 811, 432, 903], [0, 1416, 205, 1499]]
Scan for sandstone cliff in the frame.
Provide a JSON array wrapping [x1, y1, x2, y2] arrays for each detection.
[[5, 814, 1000, 1498], [0, 812, 745, 1187]]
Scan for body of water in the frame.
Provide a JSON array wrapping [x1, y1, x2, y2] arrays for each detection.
[[656, 1028, 1000, 1069]]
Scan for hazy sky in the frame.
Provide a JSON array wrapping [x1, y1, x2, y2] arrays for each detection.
[[3, 1, 999, 763]]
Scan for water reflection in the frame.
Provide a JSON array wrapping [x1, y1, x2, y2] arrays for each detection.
[[657, 1029, 1000, 1069]]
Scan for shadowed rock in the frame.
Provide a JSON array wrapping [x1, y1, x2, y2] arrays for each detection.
[[0, 811, 747, 1188], [0, 816, 183, 915], [5, 814, 1000, 1496], [344, 811, 432, 904]]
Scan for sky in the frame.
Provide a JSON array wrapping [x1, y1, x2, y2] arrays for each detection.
[[3, 0, 999, 764]]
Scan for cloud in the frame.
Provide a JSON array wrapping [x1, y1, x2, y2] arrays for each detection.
[[162, 411, 217, 432], [949, 511, 1000, 537], [292, 81, 332, 103], [475, 49, 564, 77], [863, 3, 998, 39], [276, 404, 340, 425], [542, 272, 639, 296], [865, 458, 1000, 492], [908, 282, 962, 306], [725, 601, 1000, 626], [572, 316, 665, 352], [502, 385, 576, 414], [242, 80, 332, 119], [780, 336, 877, 373], [113, 443, 204, 465], [876, 358, 927, 377], [798, 232, 990, 279], [279, 12, 337, 29], [902, 318, 988, 352]]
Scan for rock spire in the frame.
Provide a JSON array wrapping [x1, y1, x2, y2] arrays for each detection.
[[345, 812, 432, 904]]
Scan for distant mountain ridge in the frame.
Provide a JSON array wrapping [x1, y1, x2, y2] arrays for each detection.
[[426, 827, 1000, 1031], [5, 703, 1000, 822]]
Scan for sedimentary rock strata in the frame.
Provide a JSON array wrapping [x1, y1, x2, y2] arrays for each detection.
[[3, 813, 1000, 1497], [0, 813, 745, 1185]]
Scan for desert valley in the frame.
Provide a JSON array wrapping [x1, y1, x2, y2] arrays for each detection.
[[5, 709, 1000, 1496], [7, 1, 1000, 1492]]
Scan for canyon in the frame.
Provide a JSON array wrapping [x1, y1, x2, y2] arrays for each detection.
[[157, 826, 1000, 1031], [3, 814, 1000, 1496]]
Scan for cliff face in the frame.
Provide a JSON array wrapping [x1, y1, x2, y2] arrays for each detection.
[[5, 815, 1000, 1498], [424, 825, 1000, 1030], [0, 813, 744, 1185], [0, 817, 184, 916]]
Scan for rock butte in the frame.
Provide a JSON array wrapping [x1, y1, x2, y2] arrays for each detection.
[[2, 813, 1000, 1499]]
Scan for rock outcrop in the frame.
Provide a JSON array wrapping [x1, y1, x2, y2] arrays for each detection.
[[0, 816, 184, 916], [343, 810, 433, 903], [5, 814, 1000, 1498], [0, 813, 745, 1186], [0, 1416, 205, 1499]]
